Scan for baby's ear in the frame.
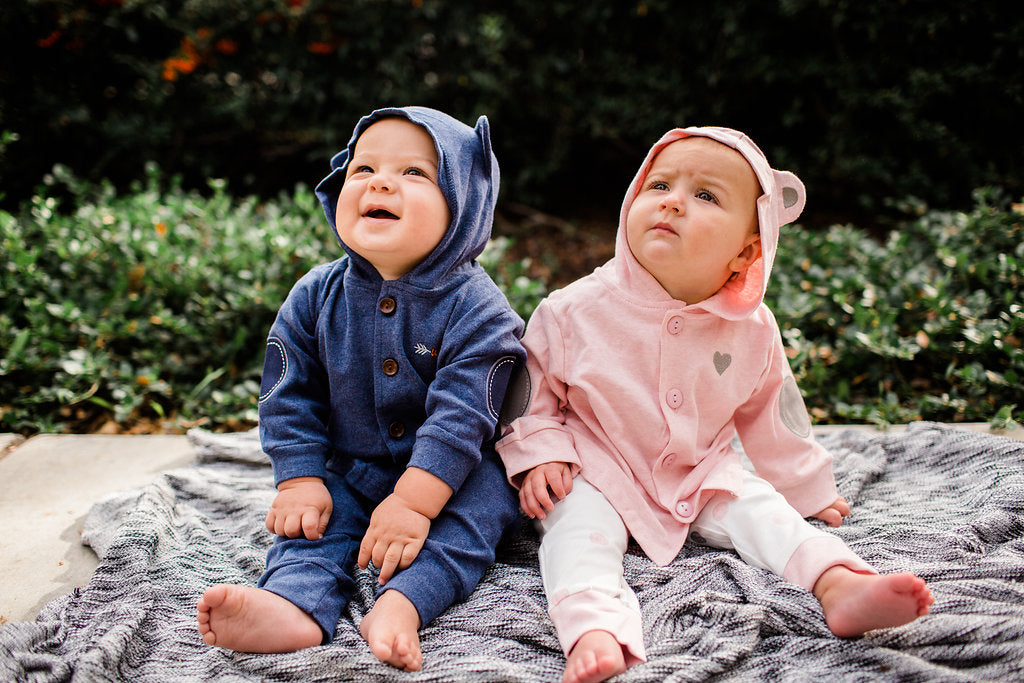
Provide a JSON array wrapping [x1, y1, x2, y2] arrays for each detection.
[[475, 115, 494, 175], [774, 170, 806, 225]]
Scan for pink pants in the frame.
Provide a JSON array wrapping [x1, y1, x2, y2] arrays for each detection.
[[536, 472, 873, 663]]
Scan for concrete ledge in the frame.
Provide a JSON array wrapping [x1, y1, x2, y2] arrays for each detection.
[[0, 433, 25, 457], [0, 434, 195, 624]]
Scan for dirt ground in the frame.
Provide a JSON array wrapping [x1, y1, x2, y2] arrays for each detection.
[[495, 202, 616, 290]]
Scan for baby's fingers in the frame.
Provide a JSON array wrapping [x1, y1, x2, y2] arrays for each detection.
[[544, 476, 565, 501], [357, 533, 375, 569], [519, 483, 547, 520], [560, 467, 574, 496], [817, 508, 843, 527], [533, 478, 556, 514], [379, 540, 424, 585], [833, 497, 851, 517], [282, 512, 306, 538], [376, 543, 402, 585], [301, 509, 323, 540], [399, 540, 422, 571], [267, 509, 302, 538]]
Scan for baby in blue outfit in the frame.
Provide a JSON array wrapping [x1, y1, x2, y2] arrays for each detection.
[[197, 107, 525, 672]]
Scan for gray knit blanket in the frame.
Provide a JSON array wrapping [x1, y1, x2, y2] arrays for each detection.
[[2, 423, 1023, 682]]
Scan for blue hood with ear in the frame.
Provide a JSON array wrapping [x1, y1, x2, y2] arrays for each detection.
[[315, 106, 500, 287]]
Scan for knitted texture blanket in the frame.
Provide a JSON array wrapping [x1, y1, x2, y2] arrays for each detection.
[[1, 423, 1022, 681]]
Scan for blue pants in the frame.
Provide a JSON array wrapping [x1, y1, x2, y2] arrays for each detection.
[[258, 455, 518, 641]]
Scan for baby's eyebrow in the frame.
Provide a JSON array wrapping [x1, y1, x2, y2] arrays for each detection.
[[348, 152, 437, 171], [692, 172, 736, 196], [404, 154, 438, 168]]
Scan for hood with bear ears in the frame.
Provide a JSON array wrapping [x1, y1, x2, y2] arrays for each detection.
[[314, 106, 499, 287], [612, 126, 806, 320]]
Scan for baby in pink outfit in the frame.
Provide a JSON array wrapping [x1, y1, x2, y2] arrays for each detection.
[[496, 127, 933, 683]]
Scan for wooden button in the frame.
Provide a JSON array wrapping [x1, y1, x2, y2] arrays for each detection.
[[379, 297, 396, 315], [382, 358, 399, 376]]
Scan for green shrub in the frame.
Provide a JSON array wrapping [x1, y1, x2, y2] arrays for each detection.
[[1, 171, 1019, 434], [0, 166, 546, 433], [770, 188, 1023, 426], [1, 166, 331, 431]]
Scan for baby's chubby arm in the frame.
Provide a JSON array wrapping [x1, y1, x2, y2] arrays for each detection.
[[519, 462, 574, 520], [812, 496, 851, 527], [265, 476, 333, 540], [358, 467, 453, 585]]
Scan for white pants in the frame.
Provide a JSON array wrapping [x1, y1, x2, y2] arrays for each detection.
[[536, 473, 873, 663]]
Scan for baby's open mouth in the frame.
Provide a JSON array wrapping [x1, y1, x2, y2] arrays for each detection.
[[365, 208, 398, 219]]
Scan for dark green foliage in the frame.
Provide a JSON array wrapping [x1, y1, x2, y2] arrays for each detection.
[[769, 189, 1023, 426], [1, 167, 334, 431], [1, 0, 1021, 225], [0, 167, 546, 433], [1, 171, 1020, 433]]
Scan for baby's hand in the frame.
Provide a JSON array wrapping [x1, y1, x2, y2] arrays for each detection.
[[265, 476, 333, 540], [359, 493, 431, 585], [812, 496, 851, 528], [519, 462, 573, 520]]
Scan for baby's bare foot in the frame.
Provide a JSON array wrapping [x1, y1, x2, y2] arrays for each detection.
[[563, 630, 626, 683], [197, 584, 322, 653], [360, 589, 423, 671], [814, 566, 934, 638]]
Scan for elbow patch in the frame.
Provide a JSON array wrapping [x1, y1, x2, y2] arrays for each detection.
[[777, 376, 811, 438], [259, 337, 288, 403], [495, 360, 531, 428], [486, 356, 517, 421]]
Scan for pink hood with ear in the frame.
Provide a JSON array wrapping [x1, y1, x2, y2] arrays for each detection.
[[611, 126, 806, 321]]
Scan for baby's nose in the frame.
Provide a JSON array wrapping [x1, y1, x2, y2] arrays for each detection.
[[660, 196, 683, 214], [369, 174, 394, 192]]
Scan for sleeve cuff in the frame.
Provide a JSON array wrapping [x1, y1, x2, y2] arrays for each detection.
[[407, 429, 480, 493], [266, 442, 329, 486], [496, 417, 580, 487]]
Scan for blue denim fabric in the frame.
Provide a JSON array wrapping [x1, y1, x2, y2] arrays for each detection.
[[259, 452, 518, 638], [385, 452, 519, 626], [257, 258, 524, 493], [258, 465, 368, 639]]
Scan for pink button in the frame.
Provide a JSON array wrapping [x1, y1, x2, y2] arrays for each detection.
[[676, 501, 692, 517], [666, 389, 683, 409], [667, 316, 684, 335], [663, 453, 676, 467]]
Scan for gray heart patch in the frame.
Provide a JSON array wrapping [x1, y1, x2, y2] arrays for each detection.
[[714, 351, 732, 375]]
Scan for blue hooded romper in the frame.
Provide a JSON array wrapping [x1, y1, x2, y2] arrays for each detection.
[[256, 106, 525, 640]]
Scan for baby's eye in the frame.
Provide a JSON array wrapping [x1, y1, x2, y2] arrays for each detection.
[[405, 167, 427, 177], [648, 181, 669, 191], [696, 190, 718, 204], [353, 165, 374, 174]]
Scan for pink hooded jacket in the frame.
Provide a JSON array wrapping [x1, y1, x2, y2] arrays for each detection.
[[496, 127, 839, 566]]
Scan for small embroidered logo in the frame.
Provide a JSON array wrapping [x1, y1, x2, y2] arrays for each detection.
[[713, 351, 732, 375], [414, 343, 438, 357]]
